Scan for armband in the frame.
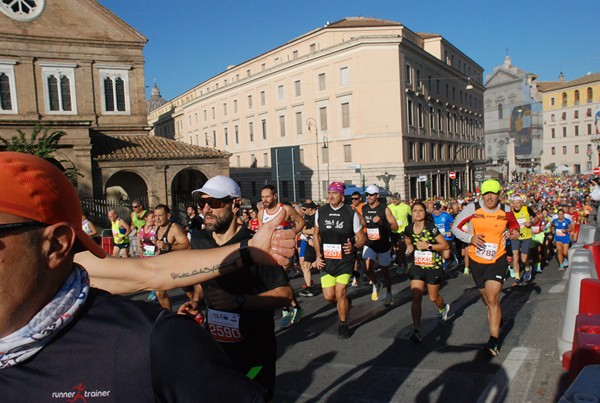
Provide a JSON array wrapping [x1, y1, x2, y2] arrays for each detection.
[[239, 239, 254, 267]]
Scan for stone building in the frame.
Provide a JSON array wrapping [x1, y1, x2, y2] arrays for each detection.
[[0, 0, 229, 211], [148, 17, 486, 202]]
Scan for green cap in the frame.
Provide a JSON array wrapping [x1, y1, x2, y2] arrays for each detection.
[[481, 179, 501, 195]]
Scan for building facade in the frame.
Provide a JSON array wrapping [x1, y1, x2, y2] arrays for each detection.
[[0, 0, 229, 211], [483, 56, 543, 178], [149, 18, 486, 202], [539, 72, 600, 174]]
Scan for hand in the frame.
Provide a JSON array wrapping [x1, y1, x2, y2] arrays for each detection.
[[470, 234, 486, 248], [416, 240, 429, 251], [315, 256, 325, 270], [343, 239, 354, 254], [509, 229, 520, 240], [406, 246, 414, 255], [248, 207, 297, 267], [373, 216, 381, 224], [206, 287, 237, 311], [177, 301, 200, 318]]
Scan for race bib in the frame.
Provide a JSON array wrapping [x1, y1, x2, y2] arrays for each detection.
[[367, 227, 381, 240], [142, 244, 156, 257], [475, 242, 498, 261], [531, 225, 541, 234], [435, 224, 447, 235], [207, 309, 243, 343], [556, 229, 565, 237], [323, 243, 342, 259], [517, 218, 527, 228], [414, 250, 434, 268]]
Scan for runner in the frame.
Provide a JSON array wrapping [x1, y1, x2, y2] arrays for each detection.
[[510, 195, 539, 286], [313, 181, 366, 339], [361, 185, 398, 306], [432, 202, 456, 271], [404, 201, 450, 343], [349, 191, 366, 286], [452, 179, 520, 357], [258, 184, 305, 326], [299, 201, 318, 297], [178, 175, 293, 401], [388, 193, 411, 274], [81, 209, 98, 238], [107, 209, 131, 258], [552, 209, 573, 271]]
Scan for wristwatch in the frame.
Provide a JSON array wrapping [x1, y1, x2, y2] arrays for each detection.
[[239, 239, 254, 267], [427, 244, 433, 251], [236, 294, 246, 307]]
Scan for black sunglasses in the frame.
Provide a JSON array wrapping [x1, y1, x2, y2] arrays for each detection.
[[132, 205, 141, 209], [197, 197, 232, 210], [366, 193, 378, 197], [351, 197, 360, 200], [0, 221, 47, 235]]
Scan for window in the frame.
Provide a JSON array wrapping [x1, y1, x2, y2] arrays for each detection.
[[322, 146, 329, 164], [261, 119, 267, 139], [405, 64, 412, 84], [234, 125, 239, 144], [0, 61, 17, 113], [263, 152, 268, 167], [292, 50, 298, 59], [430, 144, 435, 161], [551, 114, 555, 122], [294, 80, 301, 97], [550, 97, 555, 106], [279, 115, 286, 137], [417, 103, 423, 128], [250, 154, 257, 167], [309, 43, 316, 53], [212, 107, 215, 119], [343, 144, 352, 162], [419, 143, 425, 160], [562, 92, 567, 107], [295, 111, 303, 135], [562, 146, 567, 154], [341, 102, 350, 128], [574, 90, 580, 105], [575, 145, 579, 154], [551, 147, 555, 155], [260, 90, 266, 106], [224, 127, 228, 146], [563, 127, 567, 137], [236, 156, 241, 167], [497, 104, 503, 119], [248, 95, 253, 109], [249, 122, 254, 142], [587, 108, 593, 117], [319, 107, 328, 130], [574, 110, 579, 119], [551, 128, 555, 138], [99, 66, 129, 114], [340, 67, 349, 86], [212, 131, 216, 147], [416, 70, 421, 88], [233, 99, 238, 113], [409, 141, 415, 160], [277, 85, 284, 101], [203, 109, 207, 120], [318, 73, 326, 91], [223, 103, 227, 116], [575, 125, 579, 136], [407, 99, 413, 126], [41, 64, 76, 114], [589, 124, 593, 135], [429, 107, 435, 131], [587, 87, 593, 103], [0, 0, 45, 21]]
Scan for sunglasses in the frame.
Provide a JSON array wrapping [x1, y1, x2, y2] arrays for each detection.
[[351, 197, 360, 200], [0, 221, 47, 235], [366, 193, 378, 197], [132, 205, 141, 209], [197, 197, 232, 210]]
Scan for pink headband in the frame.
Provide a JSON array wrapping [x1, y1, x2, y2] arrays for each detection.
[[327, 181, 345, 195]]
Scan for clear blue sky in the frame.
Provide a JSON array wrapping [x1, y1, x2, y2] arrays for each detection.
[[99, 0, 600, 101]]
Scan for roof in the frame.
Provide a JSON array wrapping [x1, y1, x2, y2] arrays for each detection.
[[327, 17, 402, 28], [91, 133, 230, 161], [147, 81, 167, 113], [538, 72, 600, 92]]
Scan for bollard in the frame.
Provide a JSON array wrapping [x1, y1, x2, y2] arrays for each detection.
[[579, 279, 600, 314], [558, 249, 595, 361], [101, 228, 113, 255], [583, 242, 600, 279], [568, 314, 600, 384]]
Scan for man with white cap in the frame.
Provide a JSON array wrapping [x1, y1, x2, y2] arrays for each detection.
[[0, 152, 288, 401], [451, 179, 520, 357], [361, 184, 398, 306], [179, 176, 293, 401]]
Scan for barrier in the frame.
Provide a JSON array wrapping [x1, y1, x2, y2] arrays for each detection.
[[558, 248, 595, 362], [583, 242, 600, 279], [568, 243, 584, 267], [559, 365, 600, 403], [101, 229, 113, 255], [579, 279, 600, 315], [568, 314, 600, 384], [577, 224, 600, 244]]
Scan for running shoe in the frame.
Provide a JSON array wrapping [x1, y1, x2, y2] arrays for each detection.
[[453, 255, 460, 268], [438, 303, 450, 322], [563, 258, 569, 267], [513, 278, 523, 287], [371, 281, 382, 301], [463, 267, 470, 276], [299, 287, 314, 297], [484, 339, 500, 357], [338, 323, 351, 339], [290, 306, 304, 324], [280, 309, 292, 328], [384, 292, 393, 307], [558, 264, 565, 271], [351, 277, 359, 287], [442, 260, 449, 272], [409, 329, 422, 343], [534, 262, 542, 273], [508, 266, 515, 279], [523, 266, 532, 282], [147, 290, 157, 301]]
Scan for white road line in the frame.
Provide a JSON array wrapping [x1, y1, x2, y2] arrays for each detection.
[[476, 347, 540, 403]]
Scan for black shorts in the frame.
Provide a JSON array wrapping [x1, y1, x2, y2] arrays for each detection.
[[409, 266, 443, 285], [470, 255, 508, 289]]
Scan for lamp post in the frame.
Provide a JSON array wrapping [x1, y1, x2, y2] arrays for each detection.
[[307, 118, 320, 201]]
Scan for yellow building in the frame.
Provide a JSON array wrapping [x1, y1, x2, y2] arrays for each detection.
[[149, 17, 485, 201], [539, 72, 600, 173]]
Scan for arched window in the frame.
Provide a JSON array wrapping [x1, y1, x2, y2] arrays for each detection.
[[574, 90, 580, 105], [498, 103, 503, 119], [562, 92, 567, 106], [0, 72, 13, 110], [588, 87, 593, 103], [42, 64, 75, 113], [100, 67, 130, 114]]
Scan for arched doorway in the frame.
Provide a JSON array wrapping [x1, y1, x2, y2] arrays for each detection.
[[171, 168, 208, 224]]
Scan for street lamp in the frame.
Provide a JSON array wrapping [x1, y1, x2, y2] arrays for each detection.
[[306, 118, 320, 201]]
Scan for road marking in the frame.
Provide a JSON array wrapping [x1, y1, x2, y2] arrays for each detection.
[[549, 284, 566, 293], [476, 347, 540, 403]]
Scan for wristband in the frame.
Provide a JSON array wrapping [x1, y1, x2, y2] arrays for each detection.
[[239, 239, 254, 267]]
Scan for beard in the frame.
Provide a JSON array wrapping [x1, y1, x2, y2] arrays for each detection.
[[204, 210, 235, 233]]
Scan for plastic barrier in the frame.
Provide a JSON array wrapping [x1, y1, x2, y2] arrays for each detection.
[[579, 279, 600, 315], [568, 243, 584, 267], [559, 365, 600, 403], [577, 224, 600, 244], [558, 248, 595, 362], [101, 229, 113, 255], [568, 314, 600, 384], [583, 242, 600, 279]]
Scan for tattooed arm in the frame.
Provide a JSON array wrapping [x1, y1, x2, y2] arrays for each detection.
[[76, 209, 296, 294]]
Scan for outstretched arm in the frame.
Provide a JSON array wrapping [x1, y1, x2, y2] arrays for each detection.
[[77, 208, 296, 294]]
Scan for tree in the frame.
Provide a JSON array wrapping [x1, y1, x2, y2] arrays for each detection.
[[0, 124, 82, 182], [544, 162, 556, 175]]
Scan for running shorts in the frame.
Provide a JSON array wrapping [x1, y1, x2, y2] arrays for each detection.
[[470, 254, 508, 289], [321, 273, 352, 288], [409, 266, 443, 285], [362, 246, 393, 266]]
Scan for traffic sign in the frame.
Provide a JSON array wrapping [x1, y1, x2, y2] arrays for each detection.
[[449, 171, 456, 179], [594, 166, 600, 175]]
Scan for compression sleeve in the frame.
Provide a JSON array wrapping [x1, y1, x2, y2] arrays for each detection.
[[150, 311, 264, 403], [353, 211, 363, 233], [451, 203, 475, 244]]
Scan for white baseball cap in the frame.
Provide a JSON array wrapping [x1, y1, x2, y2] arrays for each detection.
[[192, 175, 241, 198], [365, 185, 380, 194]]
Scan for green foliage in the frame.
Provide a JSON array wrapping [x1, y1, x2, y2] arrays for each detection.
[[0, 124, 83, 182], [544, 162, 556, 174]]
